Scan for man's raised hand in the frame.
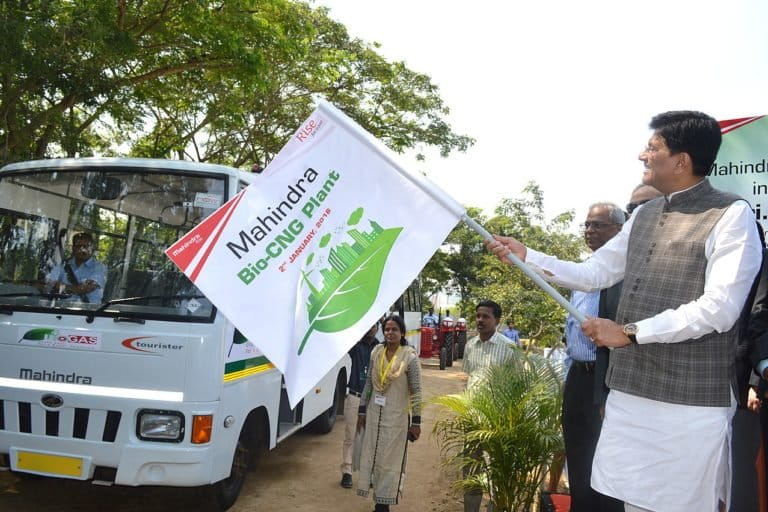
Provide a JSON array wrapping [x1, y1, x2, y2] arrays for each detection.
[[485, 235, 527, 264]]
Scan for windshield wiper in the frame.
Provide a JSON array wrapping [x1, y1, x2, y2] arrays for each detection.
[[0, 292, 75, 315], [0, 292, 73, 299], [85, 294, 206, 322]]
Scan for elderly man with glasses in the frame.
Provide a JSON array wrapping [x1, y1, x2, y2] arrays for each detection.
[[561, 202, 625, 512]]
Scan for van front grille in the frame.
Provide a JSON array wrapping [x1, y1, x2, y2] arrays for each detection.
[[0, 399, 122, 443]]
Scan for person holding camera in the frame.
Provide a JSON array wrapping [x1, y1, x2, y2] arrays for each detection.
[[356, 314, 422, 512]]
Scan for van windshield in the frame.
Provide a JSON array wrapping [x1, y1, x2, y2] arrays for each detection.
[[0, 165, 228, 322]]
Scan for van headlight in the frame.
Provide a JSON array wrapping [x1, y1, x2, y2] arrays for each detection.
[[137, 409, 185, 442]]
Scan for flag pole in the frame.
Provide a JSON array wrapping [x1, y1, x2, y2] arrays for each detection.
[[315, 100, 585, 323], [461, 215, 586, 323]]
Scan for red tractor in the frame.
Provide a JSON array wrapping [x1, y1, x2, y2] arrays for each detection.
[[437, 316, 455, 370], [420, 312, 466, 370], [419, 326, 435, 360]]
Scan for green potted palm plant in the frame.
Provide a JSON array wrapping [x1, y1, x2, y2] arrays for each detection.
[[433, 350, 564, 511]]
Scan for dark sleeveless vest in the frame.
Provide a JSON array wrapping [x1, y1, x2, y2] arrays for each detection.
[[607, 179, 742, 407]]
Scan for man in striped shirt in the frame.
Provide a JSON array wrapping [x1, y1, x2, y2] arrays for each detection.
[[462, 299, 516, 390], [462, 299, 516, 512]]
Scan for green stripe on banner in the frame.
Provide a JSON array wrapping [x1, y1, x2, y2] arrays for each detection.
[[225, 355, 271, 374]]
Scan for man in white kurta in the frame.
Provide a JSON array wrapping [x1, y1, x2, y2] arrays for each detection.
[[488, 111, 763, 512]]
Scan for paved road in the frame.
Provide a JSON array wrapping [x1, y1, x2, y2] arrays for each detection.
[[0, 360, 468, 512]]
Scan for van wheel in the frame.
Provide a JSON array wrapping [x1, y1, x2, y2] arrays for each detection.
[[439, 346, 447, 370], [209, 435, 251, 511], [310, 375, 342, 434]]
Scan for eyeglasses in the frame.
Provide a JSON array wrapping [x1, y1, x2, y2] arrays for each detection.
[[626, 199, 652, 215], [581, 221, 617, 231]]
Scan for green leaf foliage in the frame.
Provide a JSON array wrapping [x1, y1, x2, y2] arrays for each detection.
[[432, 350, 564, 512], [0, 1, 472, 168], [423, 183, 582, 347], [480, 183, 581, 346]]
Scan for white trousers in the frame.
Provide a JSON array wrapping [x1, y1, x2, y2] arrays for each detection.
[[592, 390, 734, 512]]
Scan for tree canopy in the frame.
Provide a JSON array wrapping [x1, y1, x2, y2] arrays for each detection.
[[423, 183, 584, 346], [0, 0, 472, 167]]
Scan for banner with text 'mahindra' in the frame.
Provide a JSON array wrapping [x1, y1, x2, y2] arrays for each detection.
[[165, 101, 464, 405], [709, 115, 768, 235]]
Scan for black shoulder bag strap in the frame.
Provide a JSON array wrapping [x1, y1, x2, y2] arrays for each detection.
[[63, 262, 90, 303]]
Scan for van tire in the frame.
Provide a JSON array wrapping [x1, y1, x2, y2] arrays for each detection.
[[206, 415, 265, 511], [310, 374, 343, 434], [209, 436, 251, 511]]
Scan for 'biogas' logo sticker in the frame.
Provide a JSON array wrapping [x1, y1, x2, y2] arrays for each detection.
[[121, 337, 184, 354], [18, 328, 102, 351]]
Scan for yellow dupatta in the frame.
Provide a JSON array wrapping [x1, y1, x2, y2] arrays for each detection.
[[371, 344, 408, 393]]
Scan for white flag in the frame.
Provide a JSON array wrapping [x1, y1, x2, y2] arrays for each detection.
[[166, 100, 464, 405]]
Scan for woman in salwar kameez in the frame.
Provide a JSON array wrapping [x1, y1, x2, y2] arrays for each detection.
[[356, 314, 423, 512]]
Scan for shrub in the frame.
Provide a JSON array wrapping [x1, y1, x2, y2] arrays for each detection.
[[433, 351, 564, 511]]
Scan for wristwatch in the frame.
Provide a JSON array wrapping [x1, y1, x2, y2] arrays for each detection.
[[622, 323, 638, 344]]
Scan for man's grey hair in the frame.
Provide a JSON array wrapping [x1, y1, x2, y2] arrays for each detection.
[[589, 202, 626, 225]]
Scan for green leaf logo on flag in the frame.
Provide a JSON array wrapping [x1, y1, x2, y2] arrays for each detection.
[[18, 328, 56, 343], [298, 211, 401, 355]]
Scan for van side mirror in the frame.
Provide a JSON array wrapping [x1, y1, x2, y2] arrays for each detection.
[[81, 174, 123, 200]]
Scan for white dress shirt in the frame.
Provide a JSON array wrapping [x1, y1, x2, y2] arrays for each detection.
[[526, 183, 762, 344]]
